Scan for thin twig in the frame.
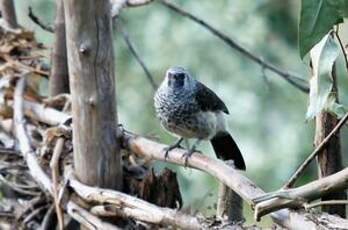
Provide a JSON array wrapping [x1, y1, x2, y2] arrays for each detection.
[[283, 112, 348, 189], [1, 54, 49, 76], [305, 200, 348, 210], [49, 137, 65, 230], [159, 0, 309, 93], [28, 7, 54, 33], [335, 29, 348, 73], [119, 22, 157, 90]]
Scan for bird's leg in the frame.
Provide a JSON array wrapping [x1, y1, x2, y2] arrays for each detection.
[[182, 139, 201, 166], [163, 137, 184, 160]]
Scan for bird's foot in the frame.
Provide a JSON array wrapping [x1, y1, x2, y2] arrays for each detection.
[[163, 138, 184, 160], [182, 148, 200, 167]]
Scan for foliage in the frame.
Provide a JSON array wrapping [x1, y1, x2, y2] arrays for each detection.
[[299, 0, 347, 59], [306, 34, 344, 119]]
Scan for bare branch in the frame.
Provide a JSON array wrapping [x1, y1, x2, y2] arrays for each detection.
[[159, 0, 309, 93], [119, 22, 157, 90], [335, 29, 348, 73], [254, 167, 348, 220], [69, 174, 202, 229], [12, 100, 348, 228], [283, 112, 348, 189], [67, 201, 122, 230], [50, 137, 65, 230], [305, 200, 348, 210], [28, 7, 54, 33], [13, 78, 121, 229], [14, 77, 53, 194]]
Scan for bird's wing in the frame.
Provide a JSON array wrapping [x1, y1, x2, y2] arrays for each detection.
[[195, 81, 229, 114]]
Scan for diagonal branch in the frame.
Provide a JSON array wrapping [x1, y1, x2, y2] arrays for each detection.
[[119, 22, 158, 90], [283, 111, 348, 189], [159, 0, 309, 93], [28, 7, 54, 33], [14, 100, 348, 228], [253, 167, 348, 220]]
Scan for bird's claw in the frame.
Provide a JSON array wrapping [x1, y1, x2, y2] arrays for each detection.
[[163, 143, 183, 161], [182, 148, 198, 167]]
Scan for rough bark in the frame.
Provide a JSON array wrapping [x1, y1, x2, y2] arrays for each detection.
[[63, 0, 122, 190], [49, 0, 69, 96], [217, 162, 243, 222], [0, 0, 17, 29], [315, 65, 346, 217]]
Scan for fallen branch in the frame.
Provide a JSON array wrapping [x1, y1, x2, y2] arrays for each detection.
[[159, 0, 309, 93], [67, 201, 122, 230], [283, 112, 348, 189], [14, 77, 53, 194], [13, 99, 348, 228], [13, 78, 123, 228], [50, 137, 65, 230], [69, 174, 202, 230]]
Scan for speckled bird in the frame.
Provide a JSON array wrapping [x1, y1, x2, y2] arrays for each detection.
[[154, 66, 246, 170]]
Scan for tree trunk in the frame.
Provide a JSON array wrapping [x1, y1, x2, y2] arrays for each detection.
[[315, 65, 346, 217], [49, 0, 69, 96], [63, 0, 122, 190], [216, 163, 243, 222], [0, 0, 18, 29]]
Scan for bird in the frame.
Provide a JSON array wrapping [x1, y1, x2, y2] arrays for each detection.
[[154, 66, 246, 170]]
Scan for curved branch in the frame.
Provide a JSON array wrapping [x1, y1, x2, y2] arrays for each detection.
[[69, 174, 202, 230], [14, 100, 348, 228]]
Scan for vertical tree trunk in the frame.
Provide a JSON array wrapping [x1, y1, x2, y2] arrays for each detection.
[[216, 163, 243, 222], [49, 0, 69, 96], [0, 0, 18, 29], [63, 0, 122, 190], [315, 65, 346, 217]]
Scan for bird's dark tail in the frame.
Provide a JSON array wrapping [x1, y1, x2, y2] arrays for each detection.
[[210, 131, 246, 170]]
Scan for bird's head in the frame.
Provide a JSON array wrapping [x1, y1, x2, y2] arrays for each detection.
[[164, 66, 194, 91]]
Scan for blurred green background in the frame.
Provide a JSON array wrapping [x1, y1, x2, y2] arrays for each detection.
[[14, 0, 348, 225]]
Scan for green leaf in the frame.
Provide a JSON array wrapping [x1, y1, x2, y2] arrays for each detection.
[[299, 0, 343, 59], [335, 0, 348, 17], [306, 35, 340, 119]]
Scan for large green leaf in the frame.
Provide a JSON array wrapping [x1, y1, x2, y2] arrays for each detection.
[[335, 0, 348, 17], [306, 34, 341, 119], [299, 0, 343, 59]]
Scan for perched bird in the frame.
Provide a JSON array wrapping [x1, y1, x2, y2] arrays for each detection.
[[154, 66, 246, 170]]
